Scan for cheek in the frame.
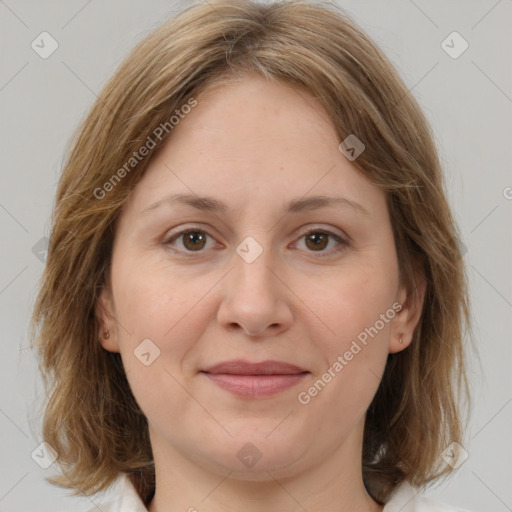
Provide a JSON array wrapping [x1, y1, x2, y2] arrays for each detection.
[[109, 255, 210, 419], [110, 251, 224, 395], [296, 252, 398, 419], [308, 262, 397, 351], [297, 274, 395, 425], [112, 251, 208, 338]]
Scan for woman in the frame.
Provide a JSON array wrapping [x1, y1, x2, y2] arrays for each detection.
[[31, 1, 475, 510]]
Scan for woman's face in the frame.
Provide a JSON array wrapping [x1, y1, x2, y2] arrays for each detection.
[[99, 73, 421, 481]]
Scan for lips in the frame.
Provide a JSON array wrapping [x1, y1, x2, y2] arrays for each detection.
[[200, 359, 309, 398], [201, 359, 308, 375]]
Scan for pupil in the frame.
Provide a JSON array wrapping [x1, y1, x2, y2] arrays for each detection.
[[307, 233, 327, 250], [185, 232, 205, 250], [181, 232, 329, 252]]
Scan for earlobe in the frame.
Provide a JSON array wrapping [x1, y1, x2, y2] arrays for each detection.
[[96, 286, 120, 353], [389, 274, 426, 354], [389, 333, 409, 354]]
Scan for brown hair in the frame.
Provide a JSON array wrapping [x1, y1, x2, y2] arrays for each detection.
[[30, 0, 474, 505]]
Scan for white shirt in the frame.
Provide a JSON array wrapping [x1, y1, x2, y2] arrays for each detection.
[[88, 473, 474, 512]]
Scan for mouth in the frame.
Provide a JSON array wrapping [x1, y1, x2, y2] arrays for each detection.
[[200, 359, 310, 398]]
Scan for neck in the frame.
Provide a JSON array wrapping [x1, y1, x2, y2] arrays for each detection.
[[147, 416, 383, 512]]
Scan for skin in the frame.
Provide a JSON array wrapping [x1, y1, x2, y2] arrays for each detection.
[[98, 73, 425, 512]]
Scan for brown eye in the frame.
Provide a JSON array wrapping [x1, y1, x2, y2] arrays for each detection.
[[166, 229, 214, 253], [295, 229, 348, 257], [181, 231, 207, 251], [304, 232, 329, 251]]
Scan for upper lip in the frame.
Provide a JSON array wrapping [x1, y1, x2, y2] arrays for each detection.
[[201, 359, 308, 375]]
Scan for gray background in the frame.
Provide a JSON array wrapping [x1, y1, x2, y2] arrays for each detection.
[[1, 0, 511, 511]]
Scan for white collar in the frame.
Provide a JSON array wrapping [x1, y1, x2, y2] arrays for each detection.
[[382, 480, 420, 511], [92, 473, 467, 512]]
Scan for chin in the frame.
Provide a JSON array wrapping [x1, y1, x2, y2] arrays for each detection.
[[195, 433, 308, 479]]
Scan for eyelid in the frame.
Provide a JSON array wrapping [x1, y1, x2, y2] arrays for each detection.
[[291, 225, 349, 257], [163, 224, 220, 254], [163, 223, 349, 256], [295, 223, 347, 240]]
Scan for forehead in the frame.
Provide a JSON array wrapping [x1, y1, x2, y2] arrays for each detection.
[[183, 73, 336, 148], [120, 73, 385, 221]]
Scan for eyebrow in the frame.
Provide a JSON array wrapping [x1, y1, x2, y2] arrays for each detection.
[[141, 193, 370, 216]]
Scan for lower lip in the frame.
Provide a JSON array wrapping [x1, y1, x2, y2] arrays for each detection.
[[201, 372, 308, 398]]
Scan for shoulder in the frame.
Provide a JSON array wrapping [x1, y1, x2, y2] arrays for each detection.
[[85, 473, 148, 512], [383, 481, 475, 512], [86, 476, 476, 512]]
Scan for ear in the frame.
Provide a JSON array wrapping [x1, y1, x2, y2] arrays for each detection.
[[96, 282, 120, 353], [389, 272, 426, 354]]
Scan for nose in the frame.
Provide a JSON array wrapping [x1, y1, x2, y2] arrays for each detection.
[[216, 240, 294, 338]]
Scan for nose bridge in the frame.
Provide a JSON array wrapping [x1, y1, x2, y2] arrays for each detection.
[[232, 232, 278, 297], [216, 231, 292, 336]]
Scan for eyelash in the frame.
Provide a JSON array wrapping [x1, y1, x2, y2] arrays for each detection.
[[163, 225, 349, 258]]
